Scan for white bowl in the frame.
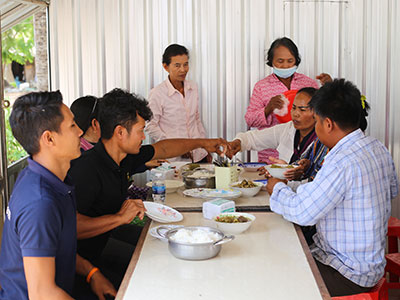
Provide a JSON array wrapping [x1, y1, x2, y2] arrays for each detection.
[[214, 212, 256, 234], [265, 164, 297, 180], [146, 180, 185, 194], [230, 181, 263, 197]]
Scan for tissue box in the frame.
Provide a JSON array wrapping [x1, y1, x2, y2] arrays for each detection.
[[202, 199, 235, 220], [215, 166, 239, 189]]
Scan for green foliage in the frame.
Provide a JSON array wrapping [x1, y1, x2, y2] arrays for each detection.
[[4, 106, 27, 165], [2, 16, 35, 65]]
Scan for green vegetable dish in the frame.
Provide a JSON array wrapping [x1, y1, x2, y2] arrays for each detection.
[[232, 179, 257, 188], [270, 164, 294, 169]]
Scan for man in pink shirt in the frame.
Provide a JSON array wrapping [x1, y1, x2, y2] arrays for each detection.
[[245, 37, 330, 163], [146, 44, 209, 163]]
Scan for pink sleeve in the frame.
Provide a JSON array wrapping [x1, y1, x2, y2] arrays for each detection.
[[196, 96, 207, 138], [145, 90, 167, 141], [245, 82, 275, 128]]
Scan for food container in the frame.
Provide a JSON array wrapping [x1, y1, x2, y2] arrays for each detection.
[[215, 166, 240, 189], [265, 164, 297, 180], [182, 168, 216, 189], [156, 226, 234, 260], [214, 212, 256, 234], [230, 181, 263, 197]]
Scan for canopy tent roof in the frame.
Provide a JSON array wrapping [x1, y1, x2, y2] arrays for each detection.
[[0, 0, 48, 32]]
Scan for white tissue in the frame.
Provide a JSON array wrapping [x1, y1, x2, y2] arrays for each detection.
[[273, 94, 290, 117]]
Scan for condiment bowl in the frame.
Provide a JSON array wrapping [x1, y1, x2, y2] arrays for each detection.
[[214, 212, 256, 234]]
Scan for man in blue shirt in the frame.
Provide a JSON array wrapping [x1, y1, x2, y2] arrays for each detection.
[[0, 91, 116, 299], [266, 79, 399, 297]]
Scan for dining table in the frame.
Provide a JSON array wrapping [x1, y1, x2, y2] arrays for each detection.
[[116, 212, 331, 300], [162, 170, 271, 212]]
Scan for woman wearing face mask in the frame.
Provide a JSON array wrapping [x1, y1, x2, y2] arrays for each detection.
[[245, 37, 331, 164]]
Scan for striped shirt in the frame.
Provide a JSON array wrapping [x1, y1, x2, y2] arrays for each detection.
[[300, 138, 329, 181], [270, 129, 399, 287]]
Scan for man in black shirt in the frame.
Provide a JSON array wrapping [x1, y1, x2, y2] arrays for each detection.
[[68, 88, 226, 289]]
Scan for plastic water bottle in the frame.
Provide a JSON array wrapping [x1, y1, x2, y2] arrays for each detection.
[[152, 172, 166, 204]]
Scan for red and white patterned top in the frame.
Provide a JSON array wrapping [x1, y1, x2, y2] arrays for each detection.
[[245, 72, 319, 163]]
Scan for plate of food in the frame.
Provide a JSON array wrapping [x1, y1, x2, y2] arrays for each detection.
[[182, 188, 242, 199], [265, 164, 298, 180], [143, 201, 183, 223]]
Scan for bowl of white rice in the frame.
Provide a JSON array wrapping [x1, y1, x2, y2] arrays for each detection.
[[156, 226, 234, 260]]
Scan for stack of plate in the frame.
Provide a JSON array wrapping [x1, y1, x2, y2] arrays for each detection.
[[143, 201, 183, 223]]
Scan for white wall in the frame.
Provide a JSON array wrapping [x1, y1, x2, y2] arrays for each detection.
[[49, 0, 400, 214]]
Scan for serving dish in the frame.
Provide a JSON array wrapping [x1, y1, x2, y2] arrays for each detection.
[[156, 226, 234, 260], [214, 212, 256, 234], [230, 180, 263, 197], [181, 168, 216, 189], [265, 164, 297, 180]]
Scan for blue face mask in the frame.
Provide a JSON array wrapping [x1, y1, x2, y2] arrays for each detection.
[[273, 65, 297, 79]]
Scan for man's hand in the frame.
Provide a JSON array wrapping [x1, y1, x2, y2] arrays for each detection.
[[264, 95, 284, 117], [266, 177, 287, 195], [117, 199, 146, 225], [316, 73, 332, 85], [145, 159, 168, 169], [225, 139, 242, 159], [90, 271, 117, 300], [201, 138, 229, 155], [181, 152, 193, 160]]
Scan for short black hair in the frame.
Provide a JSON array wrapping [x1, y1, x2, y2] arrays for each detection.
[[99, 88, 153, 140], [70, 96, 99, 133], [310, 79, 370, 131], [9, 91, 64, 155], [297, 87, 317, 99], [266, 37, 301, 67], [162, 44, 189, 65]]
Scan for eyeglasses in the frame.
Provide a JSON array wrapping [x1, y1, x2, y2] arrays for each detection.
[[292, 104, 311, 112]]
